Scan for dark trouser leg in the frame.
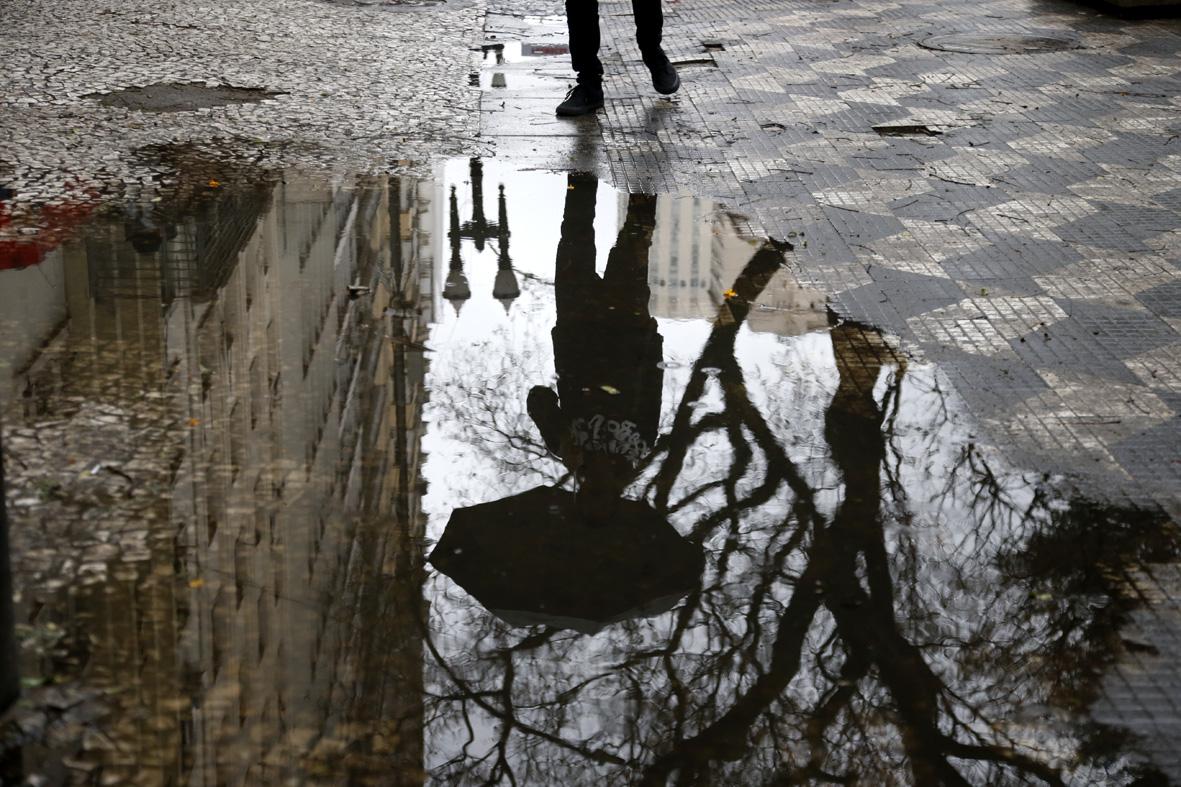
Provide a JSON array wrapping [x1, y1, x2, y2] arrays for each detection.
[[555, 173, 600, 316], [604, 194, 657, 316], [631, 0, 667, 67], [565, 0, 604, 86]]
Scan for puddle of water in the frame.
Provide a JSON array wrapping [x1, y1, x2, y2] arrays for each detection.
[[0, 156, 1176, 785], [86, 82, 284, 112], [919, 33, 1082, 55], [482, 41, 571, 66]]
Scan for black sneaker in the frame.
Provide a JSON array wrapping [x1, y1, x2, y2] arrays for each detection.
[[650, 61, 680, 95], [556, 84, 604, 117]]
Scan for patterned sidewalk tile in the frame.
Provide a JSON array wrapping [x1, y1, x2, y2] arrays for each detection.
[[479, 0, 1181, 773]]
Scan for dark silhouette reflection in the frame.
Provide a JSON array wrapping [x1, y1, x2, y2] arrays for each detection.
[[529, 174, 663, 521], [422, 195, 1177, 784], [431, 174, 700, 633], [444, 185, 472, 307], [431, 488, 702, 634]]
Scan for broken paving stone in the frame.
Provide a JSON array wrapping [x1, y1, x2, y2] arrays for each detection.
[[873, 124, 943, 137]]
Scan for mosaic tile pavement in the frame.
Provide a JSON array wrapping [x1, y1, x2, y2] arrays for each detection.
[[478, 0, 1181, 777], [482, 0, 1181, 508]]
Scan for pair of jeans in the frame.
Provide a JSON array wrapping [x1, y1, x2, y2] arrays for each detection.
[[565, 0, 666, 86]]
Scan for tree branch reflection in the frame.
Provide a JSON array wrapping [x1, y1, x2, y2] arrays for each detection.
[[422, 195, 1174, 785]]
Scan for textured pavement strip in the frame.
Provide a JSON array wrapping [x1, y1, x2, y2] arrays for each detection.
[[481, 0, 1181, 775]]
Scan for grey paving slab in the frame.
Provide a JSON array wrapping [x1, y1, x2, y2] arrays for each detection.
[[1138, 280, 1181, 319], [481, 0, 1181, 527], [1008, 317, 1150, 385], [1060, 299, 1180, 357]]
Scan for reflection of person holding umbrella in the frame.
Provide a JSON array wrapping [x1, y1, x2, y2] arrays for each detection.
[[527, 173, 663, 524], [123, 202, 176, 255], [430, 174, 700, 634]]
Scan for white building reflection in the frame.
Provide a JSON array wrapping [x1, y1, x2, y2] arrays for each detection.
[[645, 194, 828, 334], [2, 169, 436, 785]]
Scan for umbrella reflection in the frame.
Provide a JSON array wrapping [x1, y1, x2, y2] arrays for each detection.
[[430, 488, 702, 634]]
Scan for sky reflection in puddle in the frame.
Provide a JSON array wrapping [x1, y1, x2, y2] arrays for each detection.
[[0, 156, 1174, 785]]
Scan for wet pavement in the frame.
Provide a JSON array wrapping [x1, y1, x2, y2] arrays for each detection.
[[0, 156, 1177, 784], [3, 0, 1181, 780], [0, 0, 482, 210], [480, 0, 1181, 507]]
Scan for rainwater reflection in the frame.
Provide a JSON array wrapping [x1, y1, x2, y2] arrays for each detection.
[[0, 156, 1175, 785]]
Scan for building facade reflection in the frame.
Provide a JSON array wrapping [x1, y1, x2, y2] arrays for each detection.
[[642, 194, 828, 335], [2, 161, 1177, 785], [1, 166, 435, 784]]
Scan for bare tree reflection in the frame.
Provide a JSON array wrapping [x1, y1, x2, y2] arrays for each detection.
[[419, 191, 1174, 784]]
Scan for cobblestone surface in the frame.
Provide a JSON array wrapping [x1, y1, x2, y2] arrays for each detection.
[[0, 0, 484, 213]]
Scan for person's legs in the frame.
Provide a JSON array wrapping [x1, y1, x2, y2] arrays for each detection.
[[558, 0, 606, 115], [631, 0, 679, 94], [603, 193, 657, 315], [630, 0, 666, 68], [565, 0, 604, 86], [555, 173, 600, 313]]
